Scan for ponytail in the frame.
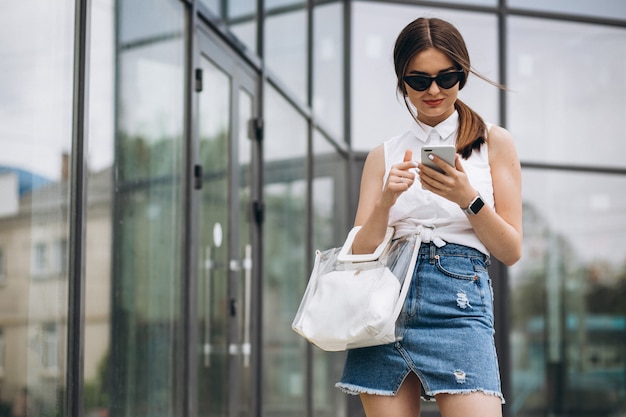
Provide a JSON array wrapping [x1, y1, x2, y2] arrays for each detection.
[[455, 99, 486, 159]]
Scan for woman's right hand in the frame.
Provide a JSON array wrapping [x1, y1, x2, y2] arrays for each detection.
[[380, 149, 418, 207], [351, 147, 415, 254]]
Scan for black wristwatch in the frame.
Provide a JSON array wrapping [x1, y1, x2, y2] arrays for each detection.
[[463, 194, 485, 215]]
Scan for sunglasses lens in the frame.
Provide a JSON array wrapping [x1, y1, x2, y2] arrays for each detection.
[[437, 72, 462, 89], [404, 71, 463, 92], [404, 76, 431, 91]]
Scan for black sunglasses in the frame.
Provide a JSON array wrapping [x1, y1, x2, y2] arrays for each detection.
[[403, 70, 464, 92]]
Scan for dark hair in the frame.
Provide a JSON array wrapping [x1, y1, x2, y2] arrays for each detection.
[[393, 17, 493, 158]]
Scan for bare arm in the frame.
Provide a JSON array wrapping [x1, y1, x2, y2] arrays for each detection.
[[418, 126, 523, 266], [352, 146, 417, 254]]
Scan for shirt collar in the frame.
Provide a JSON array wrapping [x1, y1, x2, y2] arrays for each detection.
[[409, 111, 458, 143]]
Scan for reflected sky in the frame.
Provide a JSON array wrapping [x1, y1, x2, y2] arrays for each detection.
[[0, 2, 75, 180], [517, 170, 626, 268], [0, 0, 115, 181], [508, 17, 626, 167], [508, 0, 626, 20]]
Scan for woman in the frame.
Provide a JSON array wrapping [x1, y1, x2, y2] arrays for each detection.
[[335, 17, 522, 417]]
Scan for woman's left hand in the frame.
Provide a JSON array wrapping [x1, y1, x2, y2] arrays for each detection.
[[417, 154, 478, 209]]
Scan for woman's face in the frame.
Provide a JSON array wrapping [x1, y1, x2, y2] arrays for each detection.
[[404, 47, 461, 126]]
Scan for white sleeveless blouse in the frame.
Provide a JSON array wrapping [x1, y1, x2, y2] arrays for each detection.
[[382, 111, 494, 255]]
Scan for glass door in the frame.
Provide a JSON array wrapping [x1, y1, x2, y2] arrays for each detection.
[[195, 30, 258, 417]]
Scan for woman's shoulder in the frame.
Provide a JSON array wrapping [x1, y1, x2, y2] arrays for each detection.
[[363, 143, 385, 172], [364, 129, 416, 173], [367, 143, 385, 160], [485, 124, 520, 165], [486, 123, 512, 139], [486, 124, 515, 150]]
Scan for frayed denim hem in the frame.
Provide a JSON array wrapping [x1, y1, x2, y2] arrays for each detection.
[[423, 388, 506, 404], [335, 383, 395, 397], [336, 383, 505, 405]]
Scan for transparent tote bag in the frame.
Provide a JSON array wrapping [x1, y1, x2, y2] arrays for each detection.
[[292, 226, 420, 351]]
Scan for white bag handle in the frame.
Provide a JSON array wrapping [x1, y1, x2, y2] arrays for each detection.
[[337, 226, 395, 262]]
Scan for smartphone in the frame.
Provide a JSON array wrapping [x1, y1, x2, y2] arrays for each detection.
[[420, 145, 456, 173]]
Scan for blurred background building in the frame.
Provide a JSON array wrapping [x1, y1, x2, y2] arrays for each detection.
[[0, 0, 625, 416]]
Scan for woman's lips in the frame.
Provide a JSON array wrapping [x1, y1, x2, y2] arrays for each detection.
[[423, 99, 444, 106]]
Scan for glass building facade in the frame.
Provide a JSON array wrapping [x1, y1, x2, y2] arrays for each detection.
[[0, 1, 624, 416]]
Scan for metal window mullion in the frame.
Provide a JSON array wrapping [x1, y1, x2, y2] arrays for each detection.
[[498, 2, 508, 129], [182, 2, 199, 417], [495, 4, 512, 416], [304, 1, 315, 416], [66, 0, 91, 417], [250, 1, 265, 417]]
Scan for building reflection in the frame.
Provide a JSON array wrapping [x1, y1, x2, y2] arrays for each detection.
[[0, 159, 111, 415]]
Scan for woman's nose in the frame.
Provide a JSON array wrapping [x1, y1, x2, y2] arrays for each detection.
[[427, 79, 441, 94]]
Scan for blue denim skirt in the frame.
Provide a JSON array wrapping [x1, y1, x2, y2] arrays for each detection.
[[336, 242, 504, 403]]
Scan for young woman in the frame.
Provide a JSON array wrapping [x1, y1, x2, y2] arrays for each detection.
[[335, 17, 523, 417]]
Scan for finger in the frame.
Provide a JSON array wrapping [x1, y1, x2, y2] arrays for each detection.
[[418, 166, 443, 189], [403, 149, 412, 162], [454, 154, 465, 172]]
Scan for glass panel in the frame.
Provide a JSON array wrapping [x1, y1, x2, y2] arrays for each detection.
[[237, 86, 255, 416], [197, 54, 231, 417], [0, 329, 5, 375], [434, 0, 496, 5], [0, 2, 74, 416], [197, 1, 258, 55], [230, 0, 256, 17], [313, 3, 344, 141], [265, 8, 307, 103], [0, 249, 5, 284], [510, 169, 626, 416], [311, 130, 348, 417], [109, 1, 186, 416], [118, 0, 184, 45], [508, 0, 626, 20], [508, 17, 626, 167], [83, 1, 115, 415], [267, 0, 305, 8], [199, 0, 221, 18], [352, 2, 499, 151], [263, 85, 308, 416], [229, 19, 257, 56]]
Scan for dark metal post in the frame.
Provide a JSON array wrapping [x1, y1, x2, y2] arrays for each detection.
[[66, 0, 91, 416], [182, 1, 199, 417], [251, 2, 265, 416], [496, 3, 511, 415]]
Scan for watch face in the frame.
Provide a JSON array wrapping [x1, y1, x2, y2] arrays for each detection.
[[470, 197, 485, 214]]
